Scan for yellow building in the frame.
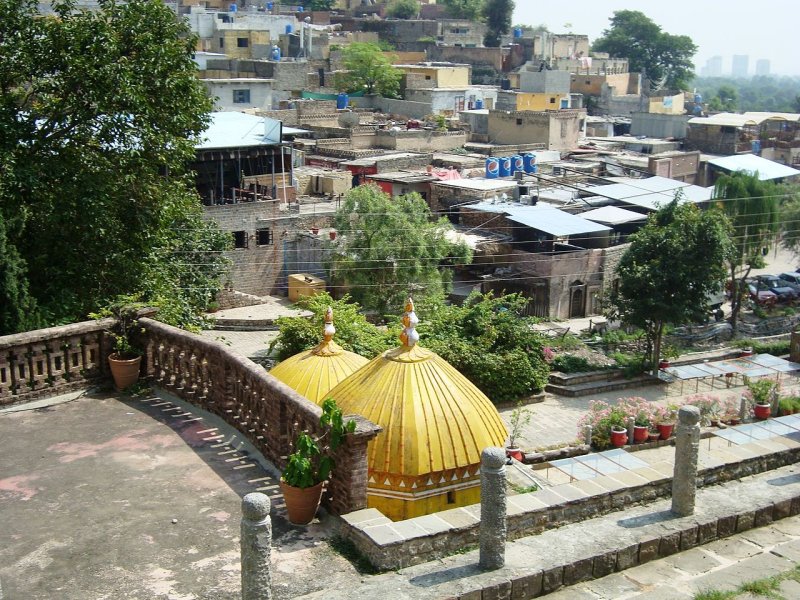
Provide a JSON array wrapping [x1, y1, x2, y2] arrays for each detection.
[[269, 308, 369, 405], [397, 64, 471, 89], [504, 91, 569, 111], [326, 299, 507, 521]]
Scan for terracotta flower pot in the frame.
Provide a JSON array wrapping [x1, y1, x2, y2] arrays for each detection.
[[610, 427, 627, 448], [658, 359, 671, 369], [657, 423, 674, 440], [633, 425, 649, 443], [506, 447, 524, 462], [754, 403, 771, 420], [329, 231, 337, 240], [648, 432, 660, 443], [281, 480, 324, 525], [108, 353, 142, 391]]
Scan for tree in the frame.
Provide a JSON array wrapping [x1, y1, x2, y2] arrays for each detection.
[[779, 183, 800, 257], [442, 0, 484, 21], [610, 199, 732, 374], [337, 42, 402, 98], [708, 84, 739, 112], [386, 0, 419, 19], [326, 185, 472, 316], [715, 173, 780, 333], [592, 10, 697, 91], [482, 0, 514, 47], [0, 0, 229, 334], [306, 0, 335, 9]]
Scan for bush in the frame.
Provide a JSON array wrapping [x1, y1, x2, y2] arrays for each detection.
[[551, 354, 610, 374], [734, 338, 791, 356], [577, 400, 628, 450], [609, 351, 646, 377]]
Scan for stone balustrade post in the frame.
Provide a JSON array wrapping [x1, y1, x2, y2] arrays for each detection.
[[739, 396, 748, 422], [671, 405, 701, 517], [583, 425, 592, 446], [627, 416, 635, 445], [479, 447, 507, 570], [241, 493, 272, 600]]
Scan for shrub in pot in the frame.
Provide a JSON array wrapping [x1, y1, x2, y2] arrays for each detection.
[[281, 398, 355, 525], [93, 299, 145, 391], [506, 400, 533, 461]]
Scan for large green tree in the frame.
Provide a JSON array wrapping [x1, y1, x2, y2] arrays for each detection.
[[610, 199, 732, 373], [592, 10, 697, 91], [386, 0, 419, 19], [482, 0, 514, 47], [708, 84, 739, 112], [0, 0, 229, 334], [336, 42, 402, 98], [441, 0, 484, 21], [327, 185, 471, 316], [715, 173, 780, 334]]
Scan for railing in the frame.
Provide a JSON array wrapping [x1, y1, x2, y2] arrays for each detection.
[[0, 317, 381, 515]]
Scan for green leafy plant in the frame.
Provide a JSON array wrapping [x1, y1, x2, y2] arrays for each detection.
[[507, 400, 533, 448], [282, 398, 356, 489], [578, 400, 628, 450], [746, 378, 777, 406], [91, 296, 147, 359]]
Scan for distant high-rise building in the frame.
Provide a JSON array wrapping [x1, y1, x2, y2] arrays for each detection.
[[755, 59, 771, 76], [732, 55, 749, 78], [705, 55, 723, 77]]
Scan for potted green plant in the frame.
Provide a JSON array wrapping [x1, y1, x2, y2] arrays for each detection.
[[93, 299, 145, 391], [747, 379, 776, 420], [655, 404, 677, 440], [779, 397, 796, 416], [506, 400, 533, 461], [281, 398, 356, 525]]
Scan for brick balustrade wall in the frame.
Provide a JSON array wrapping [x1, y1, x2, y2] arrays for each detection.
[[139, 317, 381, 514]]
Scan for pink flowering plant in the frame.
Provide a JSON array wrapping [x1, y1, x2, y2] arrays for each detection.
[[616, 396, 656, 428], [682, 393, 722, 425], [577, 400, 629, 450]]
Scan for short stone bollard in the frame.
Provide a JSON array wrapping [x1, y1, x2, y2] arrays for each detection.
[[479, 447, 507, 570], [671, 405, 701, 517], [627, 416, 635, 445], [241, 492, 272, 600], [739, 396, 748, 422], [583, 425, 593, 446]]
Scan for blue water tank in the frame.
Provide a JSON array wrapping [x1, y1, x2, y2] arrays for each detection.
[[229, 2, 237, 11], [297, 5, 304, 12], [694, 93, 703, 104], [499, 157, 512, 178], [285, 23, 293, 34], [693, 104, 702, 115], [271, 45, 281, 61], [513, 27, 523, 39], [267, 1, 273, 9], [523, 153, 538, 174], [485, 158, 499, 179], [474, 98, 484, 110], [336, 93, 349, 110], [752, 139, 762, 155], [512, 155, 524, 173]]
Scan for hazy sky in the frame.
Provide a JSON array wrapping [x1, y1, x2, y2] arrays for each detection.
[[513, 1, 798, 77]]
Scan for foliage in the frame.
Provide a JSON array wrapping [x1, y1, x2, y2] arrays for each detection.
[[733, 338, 791, 356], [715, 172, 780, 333], [327, 185, 472, 316], [694, 76, 800, 113], [482, 0, 514, 47], [551, 354, 611, 374], [336, 42, 402, 97], [707, 84, 738, 112], [91, 296, 147, 359], [282, 398, 356, 489], [778, 182, 800, 257], [617, 396, 655, 428], [507, 400, 533, 448], [0, 0, 229, 335], [546, 333, 584, 350], [746, 378, 777, 405], [419, 292, 550, 403], [577, 400, 628, 450], [386, 0, 419, 19], [305, 0, 335, 9], [591, 10, 697, 91], [441, 0, 484, 21], [269, 292, 395, 360], [609, 351, 647, 378], [609, 199, 733, 373]]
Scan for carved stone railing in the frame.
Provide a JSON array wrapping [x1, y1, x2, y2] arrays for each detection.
[[139, 318, 382, 514], [0, 318, 115, 406]]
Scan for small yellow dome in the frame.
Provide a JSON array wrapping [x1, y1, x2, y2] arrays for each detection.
[[327, 299, 508, 478], [269, 307, 369, 405]]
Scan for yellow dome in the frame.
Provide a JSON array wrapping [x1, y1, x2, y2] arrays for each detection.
[[326, 299, 508, 478], [269, 307, 369, 405]]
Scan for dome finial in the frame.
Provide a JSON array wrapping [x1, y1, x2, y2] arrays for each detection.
[[323, 306, 335, 343], [399, 297, 420, 347]]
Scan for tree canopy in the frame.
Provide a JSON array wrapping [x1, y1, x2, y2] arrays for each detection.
[[715, 173, 781, 332], [0, 0, 229, 334], [708, 84, 739, 112], [336, 42, 402, 98], [326, 185, 472, 317], [441, 0, 484, 21], [386, 0, 419, 19], [592, 10, 697, 91], [482, 0, 514, 47], [694, 76, 800, 113], [305, 0, 335, 10], [610, 199, 732, 373], [779, 183, 800, 258]]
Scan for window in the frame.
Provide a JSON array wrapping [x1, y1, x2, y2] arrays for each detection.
[[516, 118, 523, 125], [233, 231, 248, 249], [219, 37, 224, 48], [561, 120, 568, 137], [237, 37, 249, 48], [256, 228, 272, 246], [550, 97, 556, 104], [446, 491, 455, 504], [425, 75, 431, 80], [232, 89, 251, 104]]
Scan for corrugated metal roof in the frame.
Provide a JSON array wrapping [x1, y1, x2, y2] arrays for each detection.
[[688, 113, 764, 127], [196, 111, 283, 150], [708, 154, 800, 181], [581, 206, 647, 225], [467, 202, 611, 236], [580, 176, 713, 211]]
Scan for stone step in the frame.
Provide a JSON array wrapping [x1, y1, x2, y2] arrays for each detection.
[[548, 369, 625, 386], [546, 374, 661, 397], [299, 462, 800, 599]]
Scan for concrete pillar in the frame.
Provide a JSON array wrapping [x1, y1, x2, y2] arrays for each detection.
[[671, 406, 701, 517], [739, 396, 748, 422], [583, 425, 592, 446], [479, 447, 507, 570], [241, 492, 272, 600], [627, 416, 635, 445]]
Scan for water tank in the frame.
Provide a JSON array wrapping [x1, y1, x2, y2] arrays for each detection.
[[694, 93, 703, 104], [499, 157, 512, 177], [336, 93, 349, 110], [485, 158, 499, 179], [285, 23, 293, 34], [512, 155, 524, 174], [513, 27, 523, 39], [523, 153, 537, 174], [474, 98, 484, 110], [501, 78, 511, 91], [693, 104, 702, 115], [229, 2, 237, 11], [267, 1, 273, 9], [519, 195, 532, 205], [297, 5, 304, 12], [751, 139, 762, 155], [271, 45, 281, 61]]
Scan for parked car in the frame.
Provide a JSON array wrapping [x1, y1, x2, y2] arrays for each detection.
[[748, 283, 778, 308], [779, 272, 800, 287], [755, 275, 798, 303]]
